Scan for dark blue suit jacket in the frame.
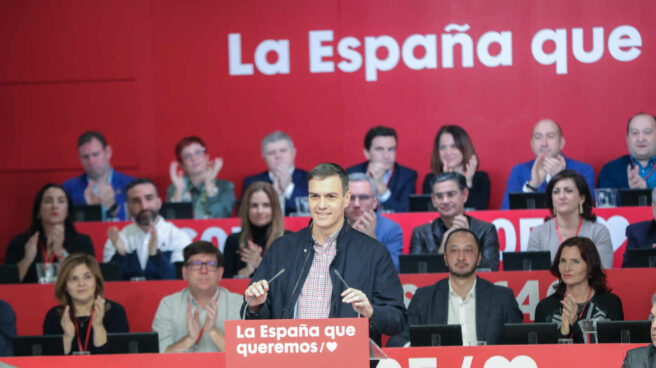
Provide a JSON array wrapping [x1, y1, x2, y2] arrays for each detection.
[[387, 277, 523, 346], [623, 220, 656, 267], [242, 168, 309, 215], [347, 162, 417, 212]]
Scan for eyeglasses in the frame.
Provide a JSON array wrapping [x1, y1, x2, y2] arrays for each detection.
[[182, 148, 206, 160], [186, 261, 218, 272], [350, 194, 374, 202], [432, 190, 460, 200]]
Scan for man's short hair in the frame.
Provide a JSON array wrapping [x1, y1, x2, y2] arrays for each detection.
[[126, 178, 158, 197], [364, 126, 397, 150], [444, 228, 481, 253], [431, 172, 467, 192], [348, 172, 378, 198], [309, 163, 349, 194], [626, 112, 656, 135], [77, 131, 107, 148], [261, 131, 294, 153], [183, 240, 223, 267]]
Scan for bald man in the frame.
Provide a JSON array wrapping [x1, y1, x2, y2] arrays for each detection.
[[598, 113, 656, 190], [501, 119, 595, 209]]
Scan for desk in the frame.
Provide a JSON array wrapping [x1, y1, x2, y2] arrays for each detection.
[[2, 269, 653, 336]]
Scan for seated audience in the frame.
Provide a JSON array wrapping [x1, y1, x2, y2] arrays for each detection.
[[152, 241, 243, 352], [223, 182, 288, 278], [345, 173, 403, 271], [104, 178, 191, 280], [528, 170, 613, 268], [599, 112, 656, 189], [43, 254, 129, 354], [167, 136, 236, 219], [389, 229, 522, 346], [242, 131, 308, 215], [62, 131, 134, 220], [622, 292, 656, 367], [410, 172, 500, 270], [0, 300, 16, 357], [422, 125, 490, 210], [5, 183, 94, 283], [623, 188, 656, 267], [501, 119, 595, 209], [347, 126, 417, 213], [535, 237, 624, 343]]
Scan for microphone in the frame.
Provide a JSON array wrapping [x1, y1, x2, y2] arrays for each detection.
[[242, 268, 286, 320], [333, 269, 360, 318]]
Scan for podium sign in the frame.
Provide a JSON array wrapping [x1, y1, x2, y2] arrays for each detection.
[[225, 318, 369, 367]]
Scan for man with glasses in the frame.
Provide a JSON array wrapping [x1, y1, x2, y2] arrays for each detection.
[[152, 241, 243, 353], [409, 172, 500, 270], [345, 173, 403, 271]]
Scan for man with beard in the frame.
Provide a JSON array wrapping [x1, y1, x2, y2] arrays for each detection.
[[104, 178, 191, 280], [388, 229, 522, 347]]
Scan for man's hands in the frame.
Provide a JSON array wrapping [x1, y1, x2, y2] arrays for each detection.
[[271, 163, 292, 195], [341, 288, 373, 318], [366, 162, 388, 196], [107, 226, 127, 256], [529, 154, 566, 189], [148, 224, 158, 256], [244, 280, 270, 312], [84, 180, 117, 210], [627, 164, 647, 189], [352, 210, 377, 239], [438, 215, 470, 253]]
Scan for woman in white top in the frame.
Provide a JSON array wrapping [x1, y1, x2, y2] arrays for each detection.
[[527, 169, 614, 268]]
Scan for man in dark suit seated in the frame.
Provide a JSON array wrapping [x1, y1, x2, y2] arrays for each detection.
[[622, 293, 656, 367], [242, 131, 308, 215], [388, 229, 522, 347], [410, 172, 500, 270], [623, 188, 656, 267], [347, 126, 417, 213]]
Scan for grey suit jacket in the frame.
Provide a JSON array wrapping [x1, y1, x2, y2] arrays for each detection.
[[387, 276, 522, 346], [622, 345, 656, 368], [409, 215, 500, 270]]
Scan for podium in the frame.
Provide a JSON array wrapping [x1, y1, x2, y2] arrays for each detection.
[[225, 318, 380, 367]]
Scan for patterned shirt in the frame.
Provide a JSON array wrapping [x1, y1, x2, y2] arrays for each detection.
[[296, 230, 339, 319]]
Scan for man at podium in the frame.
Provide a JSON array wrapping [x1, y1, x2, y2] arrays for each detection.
[[242, 163, 406, 345]]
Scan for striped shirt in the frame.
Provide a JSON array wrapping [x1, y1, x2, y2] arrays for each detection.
[[296, 230, 338, 319]]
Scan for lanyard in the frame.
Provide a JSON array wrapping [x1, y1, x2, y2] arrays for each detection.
[[631, 159, 656, 181], [556, 217, 583, 243], [40, 240, 56, 264], [74, 308, 95, 353]]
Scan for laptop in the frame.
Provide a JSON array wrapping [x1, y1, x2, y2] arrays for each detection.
[[619, 189, 652, 207], [408, 194, 436, 212], [501, 323, 558, 344], [625, 248, 656, 268], [160, 202, 194, 219], [13, 335, 64, 356], [72, 204, 103, 222], [0, 264, 19, 284], [107, 332, 159, 354], [410, 324, 463, 346], [596, 320, 652, 343], [399, 254, 448, 274], [508, 193, 547, 209], [502, 251, 552, 271]]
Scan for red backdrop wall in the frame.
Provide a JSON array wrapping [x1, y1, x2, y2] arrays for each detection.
[[1, 0, 655, 259]]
